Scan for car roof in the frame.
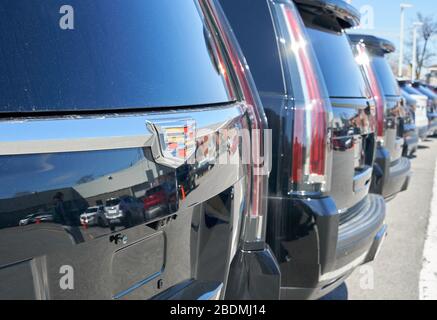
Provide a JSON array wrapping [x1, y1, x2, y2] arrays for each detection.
[[348, 34, 396, 55], [294, 0, 360, 29]]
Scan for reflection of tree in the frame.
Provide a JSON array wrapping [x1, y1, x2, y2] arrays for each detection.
[[404, 13, 437, 79], [76, 175, 94, 185]]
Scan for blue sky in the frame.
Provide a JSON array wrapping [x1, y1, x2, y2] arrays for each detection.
[[347, 0, 437, 66]]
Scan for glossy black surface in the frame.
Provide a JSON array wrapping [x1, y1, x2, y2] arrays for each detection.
[[371, 56, 401, 97], [350, 36, 410, 199], [0, 108, 250, 299], [220, 0, 384, 300], [304, 22, 376, 211], [383, 95, 404, 163], [0, 0, 233, 113], [306, 27, 371, 99], [0, 0, 280, 300], [294, 0, 361, 29], [225, 246, 281, 300]]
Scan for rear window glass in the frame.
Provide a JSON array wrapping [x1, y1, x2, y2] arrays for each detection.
[[0, 0, 233, 113], [370, 56, 400, 96], [306, 28, 370, 98]]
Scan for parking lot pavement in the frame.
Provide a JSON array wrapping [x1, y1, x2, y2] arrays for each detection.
[[323, 136, 437, 300]]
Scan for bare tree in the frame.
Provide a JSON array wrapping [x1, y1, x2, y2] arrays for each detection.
[[405, 13, 437, 79]]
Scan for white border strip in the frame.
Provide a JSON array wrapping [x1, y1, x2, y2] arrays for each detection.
[[420, 159, 437, 300]]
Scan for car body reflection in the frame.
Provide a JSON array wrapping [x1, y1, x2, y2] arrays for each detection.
[[19, 211, 54, 226], [80, 205, 107, 227], [0, 134, 229, 243]]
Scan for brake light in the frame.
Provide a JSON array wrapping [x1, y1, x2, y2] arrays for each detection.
[[271, 2, 332, 193], [199, 0, 268, 231], [356, 43, 385, 141]]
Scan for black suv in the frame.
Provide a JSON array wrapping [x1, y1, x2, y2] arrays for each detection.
[[348, 34, 412, 200], [220, 0, 386, 299], [352, 37, 419, 158], [0, 0, 280, 300]]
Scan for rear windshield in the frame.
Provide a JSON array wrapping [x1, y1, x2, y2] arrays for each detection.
[[0, 0, 233, 113], [306, 28, 370, 98], [85, 208, 98, 213], [370, 56, 400, 96]]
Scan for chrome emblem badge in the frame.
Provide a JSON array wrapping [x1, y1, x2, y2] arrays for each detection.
[[149, 119, 196, 167]]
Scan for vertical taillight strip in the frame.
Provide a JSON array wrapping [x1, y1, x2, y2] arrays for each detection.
[[198, 0, 269, 243], [270, 1, 332, 193]]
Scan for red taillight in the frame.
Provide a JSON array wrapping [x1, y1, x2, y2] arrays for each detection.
[[356, 43, 385, 139], [271, 2, 332, 193], [199, 0, 268, 225]]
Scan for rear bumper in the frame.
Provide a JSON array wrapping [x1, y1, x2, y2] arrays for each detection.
[[153, 245, 282, 301], [225, 245, 281, 300], [335, 195, 386, 270], [267, 194, 386, 300], [157, 246, 282, 300], [371, 146, 411, 200]]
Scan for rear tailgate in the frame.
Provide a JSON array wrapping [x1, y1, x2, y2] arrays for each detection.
[[0, 105, 250, 299], [304, 25, 376, 211], [0, 0, 251, 299]]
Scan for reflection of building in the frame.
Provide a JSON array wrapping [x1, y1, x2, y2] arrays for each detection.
[[0, 188, 85, 228], [0, 157, 171, 229], [74, 158, 171, 206]]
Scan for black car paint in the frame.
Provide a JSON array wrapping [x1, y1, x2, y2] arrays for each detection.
[[348, 34, 412, 200], [0, 0, 280, 300], [219, 0, 386, 299]]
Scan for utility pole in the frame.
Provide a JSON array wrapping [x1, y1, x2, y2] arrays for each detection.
[[412, 22, 424, 81], [399, 3, 413, 77]]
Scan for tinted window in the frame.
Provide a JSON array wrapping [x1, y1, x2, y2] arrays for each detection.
[[0, 0, 233, 113], [219, 0, 284, 94], [371, 56, 400, 96], [307, 28, 370, 98]]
